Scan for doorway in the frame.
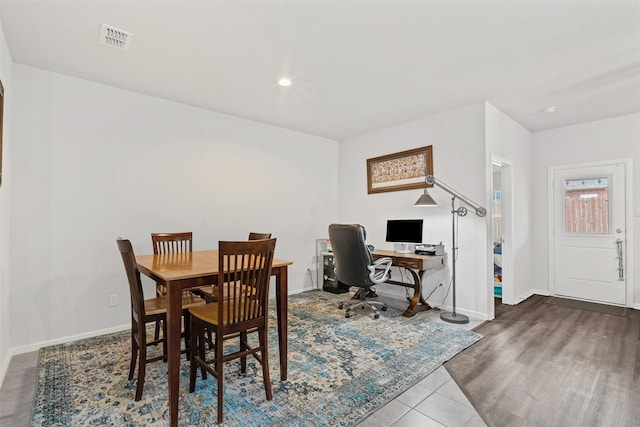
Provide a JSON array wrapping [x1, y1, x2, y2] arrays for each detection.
[[491, 157, 513, 306], [549, 161, 628, 306]]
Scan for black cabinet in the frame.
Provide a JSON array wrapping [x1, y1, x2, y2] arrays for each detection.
[[322, 253, 350, 294]]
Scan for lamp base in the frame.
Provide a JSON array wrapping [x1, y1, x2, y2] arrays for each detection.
[[440, 311, 469, 324]]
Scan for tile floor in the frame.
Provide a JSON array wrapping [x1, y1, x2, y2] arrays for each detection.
[[356, 303, 487, 427], [0, 297, 487, 427]]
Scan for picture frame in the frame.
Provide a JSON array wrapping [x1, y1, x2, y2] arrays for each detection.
[[0, 79, 4, 187], [367, 145, 433, 194]]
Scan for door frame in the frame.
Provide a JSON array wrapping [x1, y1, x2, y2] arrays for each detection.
[[487, 155, 514, 322], [547, 159, 634, 307]]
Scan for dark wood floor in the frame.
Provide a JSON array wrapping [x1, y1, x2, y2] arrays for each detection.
[[445, 295, 640, 427]]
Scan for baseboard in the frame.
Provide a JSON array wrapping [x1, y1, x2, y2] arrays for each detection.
[[289, 285, 317, 295], [435, 304, 490, 322], [0, 323, 130, 388], [515, 289, 549, 304], [373, 288, 491, 321], [0, 351, 11, 389]]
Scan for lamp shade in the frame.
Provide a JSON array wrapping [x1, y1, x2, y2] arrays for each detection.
[[414, 189, 437, 206]]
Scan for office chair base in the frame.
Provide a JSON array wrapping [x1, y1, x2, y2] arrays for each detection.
[[343, 300, 387, 319]]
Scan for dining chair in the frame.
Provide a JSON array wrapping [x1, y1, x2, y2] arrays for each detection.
[[151, 232, 199, 342], [196, 232, 272, 303], [116, 238, 206, 401], [151, 232, 193, 296], [188, 238, 277, 424], [248, 232, 272, 240]]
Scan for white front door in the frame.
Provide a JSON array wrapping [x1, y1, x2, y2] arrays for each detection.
[[552, 163, 627, 305]]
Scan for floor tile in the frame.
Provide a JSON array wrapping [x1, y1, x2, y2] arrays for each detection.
[[415, 391, 477, 427], [464, 414, 489, 427], [357, 400, 411, 427], [436, 378, 473, 407], [395, 383, 433, 408], [390, 409, 446, 427], [417, 366, 451, 391]]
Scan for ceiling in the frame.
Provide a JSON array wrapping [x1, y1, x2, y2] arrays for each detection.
[[1, 1, 639, 140]]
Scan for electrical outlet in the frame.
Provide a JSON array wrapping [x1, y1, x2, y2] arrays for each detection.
[[108, 294, 118, 307]]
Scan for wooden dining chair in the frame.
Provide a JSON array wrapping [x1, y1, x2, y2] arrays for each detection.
[[196, 232, 272, 303], [151, 232, 193, 296], [188, 238, 277, 424], [248, 232, 272, 240], [116, 238, 206, 401], [151, 232, 198, 341]]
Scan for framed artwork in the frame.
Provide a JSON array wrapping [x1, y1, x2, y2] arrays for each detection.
[[0, 79, 3, 187], [367, 145, 433, 194]]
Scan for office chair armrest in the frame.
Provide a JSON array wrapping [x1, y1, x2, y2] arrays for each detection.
[[368, 257, 392, 284]]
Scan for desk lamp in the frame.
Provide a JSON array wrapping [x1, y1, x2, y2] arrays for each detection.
[[415, 174, 487, 324]]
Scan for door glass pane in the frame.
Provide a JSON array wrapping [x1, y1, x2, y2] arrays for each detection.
[[564, 177, 609, 234]]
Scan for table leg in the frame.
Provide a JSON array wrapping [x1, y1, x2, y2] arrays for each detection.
[[403, 269, 431, 317], [167, 281, 182, 427], [274, 266, 288, 380]]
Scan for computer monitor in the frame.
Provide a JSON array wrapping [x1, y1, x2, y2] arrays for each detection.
[[386, 219, 423, 253]]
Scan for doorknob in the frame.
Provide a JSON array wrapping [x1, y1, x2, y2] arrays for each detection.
[[616, 228, 623, 233]]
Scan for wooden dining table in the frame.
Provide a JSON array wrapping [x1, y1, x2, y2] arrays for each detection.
[[136, 249, 293, 427]]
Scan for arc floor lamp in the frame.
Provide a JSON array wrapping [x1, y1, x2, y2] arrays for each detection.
[[415, 174, 487, 324]]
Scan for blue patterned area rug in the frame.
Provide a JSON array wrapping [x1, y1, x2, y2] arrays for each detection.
[[32, 290, 482, 426]]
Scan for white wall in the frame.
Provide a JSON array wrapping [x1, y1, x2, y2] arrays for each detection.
[[532, 113, 640, 308], [485, 103, 534, 307], [0, 17, 13, 379], [339, 103, 490, 320], [9, 64, 339, 350]]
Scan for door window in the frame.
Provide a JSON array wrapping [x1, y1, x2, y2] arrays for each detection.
[[564, 177, 609, 234]]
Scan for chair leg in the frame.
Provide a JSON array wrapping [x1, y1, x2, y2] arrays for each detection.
[[135, 328, 147, 401], [216, 328, 224, 424], [154, 320, 161, 341], [189, 317, 199, 393], [199, 322, 208, 381], [259, 326, 272, 400], [162, 317, 168, 362], [129, 330, 138, 380], [183, 311, 191, 361], [240, 331, 247, 373], [207, 329, 213, 350]]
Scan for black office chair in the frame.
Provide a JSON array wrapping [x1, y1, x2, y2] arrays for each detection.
[[328, 224, 393, 319]]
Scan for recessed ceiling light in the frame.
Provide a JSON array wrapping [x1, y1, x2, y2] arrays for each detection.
[[543, 105, 557, 113], [278, 78, 292, 87]]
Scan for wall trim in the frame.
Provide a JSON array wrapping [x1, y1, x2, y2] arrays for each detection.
[[0, 323, 129, 388], [515, 288, 550, 305]]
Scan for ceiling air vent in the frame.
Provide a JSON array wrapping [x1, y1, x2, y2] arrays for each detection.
[[99, 24, 132, 51]]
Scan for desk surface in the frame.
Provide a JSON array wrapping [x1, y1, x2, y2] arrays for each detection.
[[371, 249, 444, 271], [371, 248, 442, 260]]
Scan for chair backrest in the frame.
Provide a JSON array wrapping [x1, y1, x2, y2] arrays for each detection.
[[151, 232, 193, 254], [248, 232, 272, 240], [217, 238, 276, 327], [328, 224, 374, 288], [116, 238, 145, 322]]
